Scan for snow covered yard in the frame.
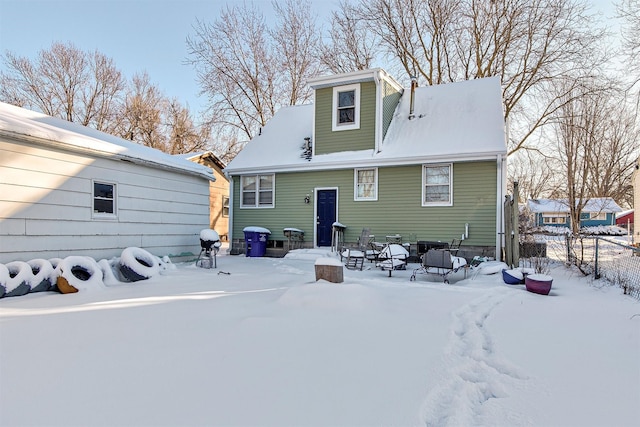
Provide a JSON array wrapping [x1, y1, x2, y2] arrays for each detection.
[[1, 248, 639, 427]]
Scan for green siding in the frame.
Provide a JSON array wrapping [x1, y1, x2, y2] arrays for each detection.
[[382, 80, 402, 138], [231, 161, 498, 246], [314, 81, 377, 154]]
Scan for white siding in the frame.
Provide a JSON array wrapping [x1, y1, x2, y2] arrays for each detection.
[[0, 138, 210, 263]]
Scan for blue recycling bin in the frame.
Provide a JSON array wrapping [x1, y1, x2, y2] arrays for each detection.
[[243, 227, 271, 257]]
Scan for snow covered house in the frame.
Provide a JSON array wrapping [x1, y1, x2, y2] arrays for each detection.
[[224, 69, 508, 258], [615, 209, 633, 229], [183, 151, 230, 241], [0, 102, 214, 264], [528, 198, 623, 229]]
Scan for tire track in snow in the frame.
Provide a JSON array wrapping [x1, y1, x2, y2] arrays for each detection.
[[420, 287, 531, 426]]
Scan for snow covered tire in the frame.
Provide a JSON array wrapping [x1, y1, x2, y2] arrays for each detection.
[[57, 256, 104, 293], [27, 259, 55, 292], [4, 261, 32, 297], [119, 247, 160, 282]]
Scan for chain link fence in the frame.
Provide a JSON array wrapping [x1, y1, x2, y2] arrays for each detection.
[[536, 235, 640, 300]]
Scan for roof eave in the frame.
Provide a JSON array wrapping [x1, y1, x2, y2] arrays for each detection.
[[1, 129, 215, 181], [225, 151, 506, 176]]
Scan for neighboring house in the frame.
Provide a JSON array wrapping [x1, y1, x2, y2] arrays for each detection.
[[184, 151, 230, 241], [0, 102, 214, 263], [634, 161, 640, 243], [615, 209, 633, 229], [224, 68, 508, 258], [528, 198, 623, 229]]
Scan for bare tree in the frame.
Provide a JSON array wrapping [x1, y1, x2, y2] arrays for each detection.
[[546, 77, 638, 233], [320, 0, 380, 73], [271, 0, 321, 105], [186, 0, 321, 145], [0, 42, 125, 133], [618, 0, 640, 88], [507, 150, 556, 202], [117, 73, 166, 150], [585, 93, 639, 208], [338, 0, 608, 155], [164, 99, 210, 155]]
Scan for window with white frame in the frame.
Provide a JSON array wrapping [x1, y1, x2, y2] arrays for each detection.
[[93, 181, 116, 218], [222, 195, 230, 217], [589, 212, 606, 221], [354, 168, 378, 200], [241, 174, 274, 208], [543, 215, 566, 224], [332, 84, 360, 131], [422, 164, 452, 206]]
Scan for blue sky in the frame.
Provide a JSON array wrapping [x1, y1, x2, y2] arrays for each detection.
[[0, 0, 618, 117], [0, 0, 335, 114]]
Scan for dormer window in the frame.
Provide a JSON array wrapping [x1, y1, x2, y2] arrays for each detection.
[[332, 83, 360, 131]]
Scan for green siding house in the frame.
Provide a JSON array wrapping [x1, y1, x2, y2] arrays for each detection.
[[224, 68, 508, 259]]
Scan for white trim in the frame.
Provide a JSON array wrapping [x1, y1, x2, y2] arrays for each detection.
[[421, 163, 453, 207], [225, 152, 505, 176], [496, 154, 507, 258], [354, 167, 378, 201], [332, 84, 360, 132], [307, 68, 403, 92], [374, 72, 382, 152], [92, 180, 117, 220], [313, 187, 339, 247], [239, 174, 275, 208]]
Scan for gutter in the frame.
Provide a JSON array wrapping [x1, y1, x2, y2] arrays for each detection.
[[1, 129, 215, 182], [225, 151, 508, 176]]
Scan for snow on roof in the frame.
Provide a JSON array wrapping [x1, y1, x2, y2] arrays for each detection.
[[616, 209, 634, 218], [378, 76, 506, 160], [528, 198, 623, 213], [0, 102, 214, 180], [225, 76, 506, 175]]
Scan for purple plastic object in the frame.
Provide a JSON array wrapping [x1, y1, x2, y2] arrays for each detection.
[[525, 274, 553, 295]]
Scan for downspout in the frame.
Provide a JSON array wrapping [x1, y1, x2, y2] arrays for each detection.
[[373, 70, 382, 153], [227, 174, 234, 251], [496, 154, 506, 260]]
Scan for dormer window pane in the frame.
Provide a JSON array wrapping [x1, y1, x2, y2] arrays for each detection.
[[338, 90, 355, 124], [332, 84, 360, 131]]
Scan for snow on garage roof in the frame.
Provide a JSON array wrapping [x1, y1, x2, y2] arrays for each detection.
[[0, 102, 214, 180]]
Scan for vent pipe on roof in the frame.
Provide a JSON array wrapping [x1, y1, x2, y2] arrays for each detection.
[[409, 76, 418, 120]]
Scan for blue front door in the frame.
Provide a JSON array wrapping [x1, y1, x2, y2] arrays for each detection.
[[316, 189, 337, 247]]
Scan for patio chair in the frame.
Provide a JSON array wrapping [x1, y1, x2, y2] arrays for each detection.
[[410, 249, 468, 284], [340, 228, 374, 270], [449, 238, 462, 254]]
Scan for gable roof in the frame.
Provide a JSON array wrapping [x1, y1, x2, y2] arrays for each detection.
[[0, 102, 214, 181], [179, 151, 227, 171], [528, 198, 623, 214], [225, 75, 507, 175]]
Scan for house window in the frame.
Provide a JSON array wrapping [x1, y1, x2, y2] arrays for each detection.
[[222, 195, 229, 217], [422, 164, 452, 206], [590, 212, 606, 221], [332, 84, 360, 131], [93, 181, 116, 218], [354, 168, 377, 200], [241, 174, 274, 208], [543, 215, 566, 224]]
